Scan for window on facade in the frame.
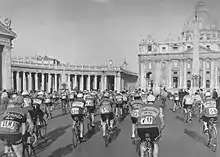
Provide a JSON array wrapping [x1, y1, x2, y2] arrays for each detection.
[[149, 62, 152, 69], [206, 80, 210, 88], [206, 71, 210, 74], [206, 45, 210, 49], [173, 77, 178, 88], [173, 46, 178, 50], [173, 71, 178, 75], [173, 60, 178, 68], [148, 45, 152, 51], [206, 61, 210, 69], [162, 47, 166, 51], [187, 46, 191, 49], [187, 61, 191, 69], [187, 71, 191, 75]]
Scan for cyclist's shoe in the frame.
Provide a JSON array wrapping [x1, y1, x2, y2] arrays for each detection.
[[79, 137, 86, 142]]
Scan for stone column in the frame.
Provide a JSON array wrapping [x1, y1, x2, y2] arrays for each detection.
[[94, 75, 97, 90], [140, 59, 146, 90], [180, 60, 184, 88], [54, 74, 57, 91], [80, 75, 84, 91], [210, 60, 215, 88], [117, 73, 121, 91], [48, 73, 52, 93], [74, 75, 77, 89], [11, 71, 14, 90], [23, 72, 26, 91], [114, 75, 117, 91], [28, 72, 32, 92], [215, 60, 218, 89], [87, 75, 91, 91], [104, 75, 107, 90], [42, 73, 45, 91], [67, 74, 71, 89], [202, 60, 206, 88], [16, 71, 20, 91], [183, 60, 187, 88], [35, 73, 38, 91]]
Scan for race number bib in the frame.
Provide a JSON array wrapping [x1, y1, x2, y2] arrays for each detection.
[[71, 108, 79, 115], [208, 108, 218, 115], [33, 99, 42, 104], [101, 107, 110, 114], [85, 100, 93, 107], [0, 120, 16, 130], [140, 116, 153, 125], [131, 110, 139, 118]]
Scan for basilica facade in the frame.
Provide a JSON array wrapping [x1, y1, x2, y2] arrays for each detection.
[[138, 1, 220, 92]]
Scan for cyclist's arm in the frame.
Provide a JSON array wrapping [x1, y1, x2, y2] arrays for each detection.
[[159, 107, 165, 130], [26, 112, 34, 134]]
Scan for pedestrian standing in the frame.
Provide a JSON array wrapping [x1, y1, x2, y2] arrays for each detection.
[[1, 89, 9, 110]]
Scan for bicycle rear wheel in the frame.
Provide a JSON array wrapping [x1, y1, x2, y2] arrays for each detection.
[[208, 126, 218, 152], [24, 143, 36, 157], [72, 127, 79, 148], [39, 119, 47, 139]]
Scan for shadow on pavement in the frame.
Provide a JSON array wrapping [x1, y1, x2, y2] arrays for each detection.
[[184, 128, 207, 146], [85, 120, 101, 140], [48, 144, 73, 157], [111, 127, 122, 142], [35, 125, 71, 154], [176, 115, 185, 122]]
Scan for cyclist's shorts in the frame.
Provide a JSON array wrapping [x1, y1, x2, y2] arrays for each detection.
[[71, 114, 84, 122], [183, 104, 192, 109], [101, 112, 114, 122], [116, 103, 123, 108], [0, 133, 22, 145], [86, 106, 95, 113], [137, 127, 159, 142], [202, 115, 218, 123], [131, 117, 137, 124]]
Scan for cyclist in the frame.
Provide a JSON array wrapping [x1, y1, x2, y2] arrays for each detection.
[[114, 91, 124, 119], [70, 92, 86, 141], [193, 91, 203, 118], [85, 92, 96, 127], [129, 93, 144, 139], [60, 86, 69, 112], [201, 91, 218, 134], [173, 91, 180, 112], [45, 93, 53, 119], [0, 95, 34, 157], [182, 90, 194, 122], [99, 92, 114, 137], [136, 94, 165, 157]]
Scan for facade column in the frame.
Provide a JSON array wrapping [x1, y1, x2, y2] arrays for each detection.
[[202, 60, 206, 88], [67, 74, 71, 89], [74, 75, 77, 89], [94, 75, 97, 90], [16, 71, 20, 91], [35, 73, 38, 91], [11, 71, 14, 90], [48, 73, 52, 93], [23, 72, 26, 91], [167, 61, 172, 88], [54, 74, 57, 91], [179, 60, 183, 88], [117, 73, 121, 91], [114, 75, 117, 91], [103, 75, 107, 90], [42, 73, 45, 91], [80, 75, 84, 91], [28, 72, 32, 92], [140, 59, 146, 90], [210, 60, 215, 88], [87, 75, 91, 91], [215, 60, 218, 89]]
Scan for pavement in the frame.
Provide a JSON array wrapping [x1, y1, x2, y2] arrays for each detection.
[[0, 100, 220, 157]]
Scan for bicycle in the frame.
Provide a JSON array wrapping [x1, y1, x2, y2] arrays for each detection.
[[207, 118, 218, 152], [85, 111, 94, 133], [103, 118, 114, 147], [61, 99, 67, 115], [72, 116, 81, 148], [184, 106, 192, 123], [33, 116, 47, 140], [0, 134, 36, 157]]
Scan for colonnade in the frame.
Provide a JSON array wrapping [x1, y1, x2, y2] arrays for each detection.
[[12, 71, 122, 92]]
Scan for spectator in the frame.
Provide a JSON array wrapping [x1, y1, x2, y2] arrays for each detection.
[[212, 88, 218, 101], [1, 89, 9, 110]]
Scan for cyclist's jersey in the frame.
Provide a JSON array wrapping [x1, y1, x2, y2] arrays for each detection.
[[0, 107, 27, 134], [99, 98, 113, 114], [183, 95, 194, 105], [69, 92, 75, 100], [174, 94, 179, 101], [71, 99, 85, 115], [137, 102, 163, 129], [85, 95, 95, 107], [61, 90, 68, 100], [203, 98, 218, 117], [114, 94, 123, 105], [130, 100, 144, 118], [194, 95, 202, 104], [23, 97, 32, 108]]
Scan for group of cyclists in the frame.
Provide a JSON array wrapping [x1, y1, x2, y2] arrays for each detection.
[[0, 86, 218, 157]]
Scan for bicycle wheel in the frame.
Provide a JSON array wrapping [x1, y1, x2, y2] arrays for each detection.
[[23, 146, 30, 157], [40, 119, 47, 138], [86, 116, 92, 132], [208, 126, 218, 152], [24, 143, 36, 157], [104, 124, 110, 147], [72, 127, 79, 148]]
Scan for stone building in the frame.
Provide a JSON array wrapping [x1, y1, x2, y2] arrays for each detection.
[[138, 1, 220, 92]]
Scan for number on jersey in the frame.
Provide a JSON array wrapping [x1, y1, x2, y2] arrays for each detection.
[[208, 108, 218, 115], [0, 120, 15, 129], [101, 107, 110, 114], [86, 101, 93, 107], [71, 108, 79, 115], [140, 116, 153, 125]]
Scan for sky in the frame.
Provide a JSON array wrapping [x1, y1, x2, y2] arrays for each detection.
[[0, 0, 220, 72]]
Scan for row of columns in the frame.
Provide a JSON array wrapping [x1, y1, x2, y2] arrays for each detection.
[[12, 71, 122, 92]]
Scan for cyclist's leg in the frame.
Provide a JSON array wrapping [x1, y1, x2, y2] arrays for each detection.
[[131, 117, 137, 138], [0, 134, 9, 154], [173, 101, 176, 111], [202, 116, 209, 133], [90, 106, 95, 127], [136, 127, 146, 157], [109, 112, 114, 129], [101, 113, 107, 137], [79, 114, 84, 138], [10, 133, 23, 157], [151, 127, 160, 157]]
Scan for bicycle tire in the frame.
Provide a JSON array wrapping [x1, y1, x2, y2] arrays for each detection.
[[0, 153, 8, 157], [72, 127, 79, 148], [24, 143, 36, 157], [208, 126, 218, 152], [87, 116, 92, 132], [23, 146, 30, 157], [40, 119, 47, 139]]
